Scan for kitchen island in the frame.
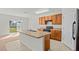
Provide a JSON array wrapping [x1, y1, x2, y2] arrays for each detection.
[[19, 30, 50, 51]]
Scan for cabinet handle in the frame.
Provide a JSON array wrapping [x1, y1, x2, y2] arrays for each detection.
[[72, 21, 76, 40]]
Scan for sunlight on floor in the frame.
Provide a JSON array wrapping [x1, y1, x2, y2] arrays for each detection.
[[6, 40, 31, 51], [0, 32, 20, 40]]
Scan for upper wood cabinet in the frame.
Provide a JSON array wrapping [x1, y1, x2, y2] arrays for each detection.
[[51, 14, 62, 24], [56, 14, 62, 24], [38, 14, 62, 25], [44, 16, 52, 21], [47, 16, 51, 20], [39, 17, 45, 25], [39, 17, 42, 24], [49, 16, 52, 20], [39, 17, 40, 24], [42, 17, 45, 25], [45, 16, 48, 21], [51, 15, 57, 24]]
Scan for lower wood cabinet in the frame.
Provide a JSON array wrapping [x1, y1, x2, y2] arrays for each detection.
[[44, 34, 50, 51], [51, 29, 61, 41]]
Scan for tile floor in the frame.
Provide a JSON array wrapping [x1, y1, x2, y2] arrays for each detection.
[[50, 40, 72, 51], [0, 34, 72, 51], [6, 40, 31, 51], [5, 40, 72, 51]]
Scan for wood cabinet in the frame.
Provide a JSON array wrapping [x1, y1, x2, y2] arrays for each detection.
[[47, 16, 52, 20], [51, 15, 57, 24], [45, 16, 48, 21], [39, 16, 52, 25], [51, 29, 61, 41], [44, 34, 50, 51], [39, 17, 45, 25], [42, 17, 45, 25], [39, 14, 62, 25], [39, 17, 42, 24], [51, 14, 62, 24], [56, 14, 62, 24]]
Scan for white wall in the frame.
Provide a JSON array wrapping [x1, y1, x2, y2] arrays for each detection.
[[0, 14, 29, 36], [62, 8, 77, 50], [28, 15, 39, 30], [0, 14, 11, 35]]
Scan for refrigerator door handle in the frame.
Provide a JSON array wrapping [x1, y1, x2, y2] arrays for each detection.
[[72, 21, 76, 40]]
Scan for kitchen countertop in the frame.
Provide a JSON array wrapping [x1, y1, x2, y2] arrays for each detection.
[[53, 28, 62, 31], [19, 30, 50, 38]]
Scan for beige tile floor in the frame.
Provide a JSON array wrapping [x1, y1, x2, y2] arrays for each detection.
[[0, 34, 72, 51], [5, 40, 71, 51], [50, 40, 72, 51], [6, 40, 31, 51]]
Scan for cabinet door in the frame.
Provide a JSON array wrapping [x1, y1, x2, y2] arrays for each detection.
[[41, 17, 45, 25], [56, 14, 62, 24], [51, 15, 57, 24], [47, 16, 49, 20], [39, 17, 41, 24], [45, 16, 48, 21], [44, 16, 46, 21], [51, 29, 61, 41], [47, 16, 52, 20], [51, 29, 56, 39], [39, 17, 46, 25], [54, 30, 61, 41], [49, 16, 52, 20], [56, 30, 61, 41]]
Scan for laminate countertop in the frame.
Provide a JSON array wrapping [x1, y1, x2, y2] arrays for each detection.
[[53, 28, 62, 31], [19, 30, 50, 38]]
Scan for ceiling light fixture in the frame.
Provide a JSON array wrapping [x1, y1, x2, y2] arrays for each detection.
[[35, 9, 49, 14]]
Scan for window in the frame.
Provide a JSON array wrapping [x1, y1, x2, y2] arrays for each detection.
[[9, 19, 22, 33], [9, 20, 17, 33]]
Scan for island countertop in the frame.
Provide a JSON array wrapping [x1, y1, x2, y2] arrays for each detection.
[[19, 30, 50, 38]]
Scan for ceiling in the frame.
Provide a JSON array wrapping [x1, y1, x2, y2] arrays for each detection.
[[0, 8, 48, 17], [0, 8, 62, 17]]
